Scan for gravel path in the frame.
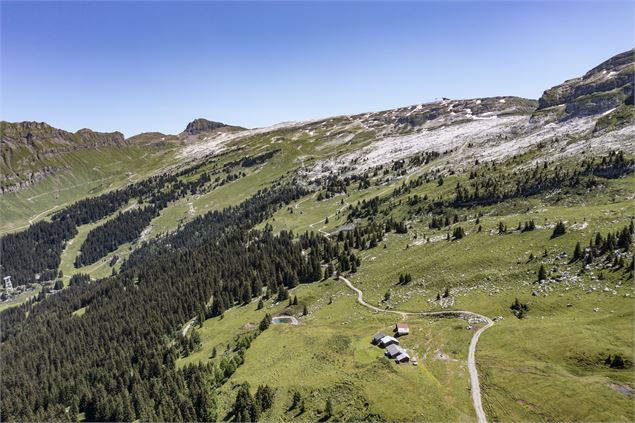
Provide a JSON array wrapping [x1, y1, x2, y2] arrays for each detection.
[[338, 275, 493, 423]]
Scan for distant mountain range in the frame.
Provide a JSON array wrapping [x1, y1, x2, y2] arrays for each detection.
[[1, 48, 632, 194]]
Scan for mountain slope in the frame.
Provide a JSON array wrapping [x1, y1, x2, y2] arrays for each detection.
[[0, 48, 633, 423]]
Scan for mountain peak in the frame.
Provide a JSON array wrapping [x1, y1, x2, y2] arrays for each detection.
[[183, 118, 229, 135]]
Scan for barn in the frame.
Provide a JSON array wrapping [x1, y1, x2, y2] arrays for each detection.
[[395, 352, 410, 363], [395, 322, 410, 336], [371, 332, 385, 345], [378, 335, 400, 347], [385, 344, 406, 358]]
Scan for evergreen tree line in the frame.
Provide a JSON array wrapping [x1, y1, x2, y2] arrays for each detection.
[[240, 149, 280, 167], [0, 219, 77, 285], [452, 151, 633, 208], [0, 183, 327, 422], [222, 149, 280, 170], [75, 206, 160, 267], [571, 222, 634, 271], [1, 159, 222, 286]]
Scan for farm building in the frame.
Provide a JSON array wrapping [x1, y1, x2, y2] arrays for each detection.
[[394, 323, 410, 336], [395, 352, 410, 363], [378, 335, 400, 347], [371, 332, 385, 345], [385, 344, 406, 358]]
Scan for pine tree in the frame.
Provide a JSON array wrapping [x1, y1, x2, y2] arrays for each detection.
[[232, 383, 259, 422], [452, 226, 465, 240], [573, 241, 582, 261], [303, 304, 308, 316], [259, 314, 272, 331], [242, 284, 252, 305], [257, 298, 264, 310], [538, 264, 547, 281], [551, 221, 566, 238], [325, 398, 334, 418], [255, 385, 275, 412]]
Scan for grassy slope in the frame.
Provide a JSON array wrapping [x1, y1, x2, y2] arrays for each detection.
[[178, 280, 476, 422], [0, 145, 176, 234], [210, 164, 633, 420], [4, 120, 633, 421], [58, 205, 138, 283]]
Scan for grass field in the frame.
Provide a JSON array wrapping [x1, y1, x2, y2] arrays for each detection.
[[179, 280, 478, 422], [180, 165, 634, 421], [0, 145, 176, 234]]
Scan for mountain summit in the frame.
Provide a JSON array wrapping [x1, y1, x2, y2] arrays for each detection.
[[183, 118, 232, 135]]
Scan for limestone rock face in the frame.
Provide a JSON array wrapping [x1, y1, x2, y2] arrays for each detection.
[[536, 49, 634, 119]]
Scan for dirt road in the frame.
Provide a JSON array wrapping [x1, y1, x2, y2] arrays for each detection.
[[338, 275, 492, 423]]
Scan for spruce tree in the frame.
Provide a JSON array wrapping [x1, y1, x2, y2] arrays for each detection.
[[573, 241, 582, 261], [551, 221, 566, 238], [538, 264, 547, 281]]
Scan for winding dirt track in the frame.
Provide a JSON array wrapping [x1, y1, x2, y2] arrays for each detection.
[[338, 275, 493, 423]]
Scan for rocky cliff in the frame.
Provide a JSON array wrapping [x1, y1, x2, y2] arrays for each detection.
[[536, 48, 634, 119]]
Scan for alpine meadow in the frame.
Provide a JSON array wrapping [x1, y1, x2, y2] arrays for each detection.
[[1, 2, 634, 422]]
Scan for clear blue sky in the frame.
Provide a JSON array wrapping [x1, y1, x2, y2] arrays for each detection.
[[1, 1, 633, 136]]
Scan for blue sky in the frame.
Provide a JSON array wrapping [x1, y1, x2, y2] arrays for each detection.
[[1, 1, 633, 136]]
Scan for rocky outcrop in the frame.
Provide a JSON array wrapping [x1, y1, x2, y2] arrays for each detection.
[[1, 121, 126, 153], [0, 167, 60, 194], [536, 49, 634, 119], [183, 118, 229, 135]]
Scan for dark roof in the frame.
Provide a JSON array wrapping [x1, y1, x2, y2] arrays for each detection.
[[395, 352, 410, 362], [385, 344, 405, 358], [379, 336, 399, 346], [372, 332, 385, 341]]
